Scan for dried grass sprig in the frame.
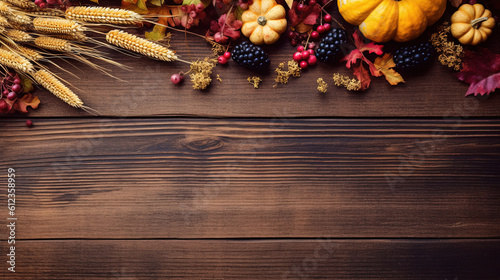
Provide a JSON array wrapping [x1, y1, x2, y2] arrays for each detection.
[[332, 73, 361, 91], [317, 78, 327, 93]]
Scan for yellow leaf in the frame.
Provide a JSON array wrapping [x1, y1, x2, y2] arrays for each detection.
[[145, 25, 167, 41], [285, 0, 293, 9], [89, 0, 99, 3], [374, 53, 405, 86]]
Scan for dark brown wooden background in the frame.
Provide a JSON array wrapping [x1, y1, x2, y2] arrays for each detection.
[[1, 2, 500, 279]]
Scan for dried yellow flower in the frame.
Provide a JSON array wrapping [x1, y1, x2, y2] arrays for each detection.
[[210, 41, 225, 56], [275, 60, 301, 85], [317, 78, 327, 93], [247, 76, 262, 89], [190, 57, 216, 90], [430, 22, 463, 71], [216, 74, 222, 82], [332, 73, 361, 91]]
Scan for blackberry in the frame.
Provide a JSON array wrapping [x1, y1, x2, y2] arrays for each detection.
[[394, 42, 434, 73], [231, 41, 271, 71], [316, 28, 347, 63]]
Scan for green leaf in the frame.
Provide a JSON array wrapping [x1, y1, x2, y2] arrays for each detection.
[[182, 0, 210, 7], [149, 0, 164, 6], [145, 25, 167, 41], [20, 74, 33, 93], [235, 6, 244, 21], [137, 0, 148, 11]]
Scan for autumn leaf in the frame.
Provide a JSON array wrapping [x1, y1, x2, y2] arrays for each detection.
[[374, 53, 405, 86], [145, 25, 167, 41], [2, 93, 40, 114], [288, 2, 321, 33], [341, 30, 384, 90], [89, 0, 99, 3], [456, 48, 500, 96]]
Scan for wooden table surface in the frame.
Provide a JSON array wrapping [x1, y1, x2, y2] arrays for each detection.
[[1, 2, 500, 279]]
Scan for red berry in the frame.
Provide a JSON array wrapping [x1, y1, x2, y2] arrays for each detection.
[[12, 84, 21, 93], [288, 31, 295, 39], [170, 73, 184, 84], [308, 49, 315, 55], [223, 52, 231, 59], [301, 51, 310, 60], [189, 10, 197, 18], [293, 52, 302, 61], [218, 56, 228, 65], [3, 90, 8, 96], [308, 42, 315, 49], [291, 39, 298, 46], [13, 78, 21, 84], [297, 46, 305, 52], [309, 0, 316, 5], [299, 60, 308, 69], [26, 120, 32, 127], [310, 31, 319, 39], [297, 3, 305, 11], [316, 25, 325, 33], [307, 55, 317, 66], [323, 23, 331, 31], [7, 92, 16, 101], [0, 99, 7, 110], [196, 3, 204, 11], [46, 0, 55, 4], [324, 14, 332, 22], [39, 3, 46, 8]]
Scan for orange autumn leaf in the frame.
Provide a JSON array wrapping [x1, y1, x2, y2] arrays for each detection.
[[374, 53, 405, 86], [11, 93, 40, 114]]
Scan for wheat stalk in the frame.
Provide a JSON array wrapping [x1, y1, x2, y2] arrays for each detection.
[[7, 12, 32, 27], [0, 1, 12, 16], [0, 14, 10, 27], [106, 29, 179, 62], [33, 69, 83, 108], [2, 44, 42, 61], [65, 6, 142, 25], [34, 36, 72, 52], [33, 17, 85, 35], [0, 47, 34, 73], [3, 0, 39, 11], [53, 32, 87, 41], [5, 28, 32, 42]]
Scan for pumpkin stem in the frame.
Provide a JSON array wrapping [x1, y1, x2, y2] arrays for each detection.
[[471, 17, 488, 29], [257, 16, 267, 26]]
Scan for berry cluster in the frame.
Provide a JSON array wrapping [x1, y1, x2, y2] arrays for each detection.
[[34, 0, 70, 10], [0, 72, 23, 113], [292, 43, 317, 69], [316, 28, 347, 63], [288, 12, 334, 46], [218, 52, 231, 65], [231, 41, 270, 71], [180, 3, 206, 29], [394, 42, 434, 73]]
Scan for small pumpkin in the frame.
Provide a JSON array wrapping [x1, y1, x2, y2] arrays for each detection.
[[241, 0, 287, 45], [451, 4, 495, 46], [337, 0, 447, 43]]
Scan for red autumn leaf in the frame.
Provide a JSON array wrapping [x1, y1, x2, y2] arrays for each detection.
[[206, 12, 242, 43], [456, 48, 500, 96], [341, 30, 384, 90], [288, 1, 321, 33]]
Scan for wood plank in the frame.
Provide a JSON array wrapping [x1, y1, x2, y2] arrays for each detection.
[[21, 4, 500, 118], [1, 239, 499, 279], [1, 118, 499, 239]]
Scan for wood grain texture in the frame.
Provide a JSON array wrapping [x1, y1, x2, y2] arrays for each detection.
[[1, 118, 499, 239], [20, 4, 500, 118], [1, 239, 499, 279]]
